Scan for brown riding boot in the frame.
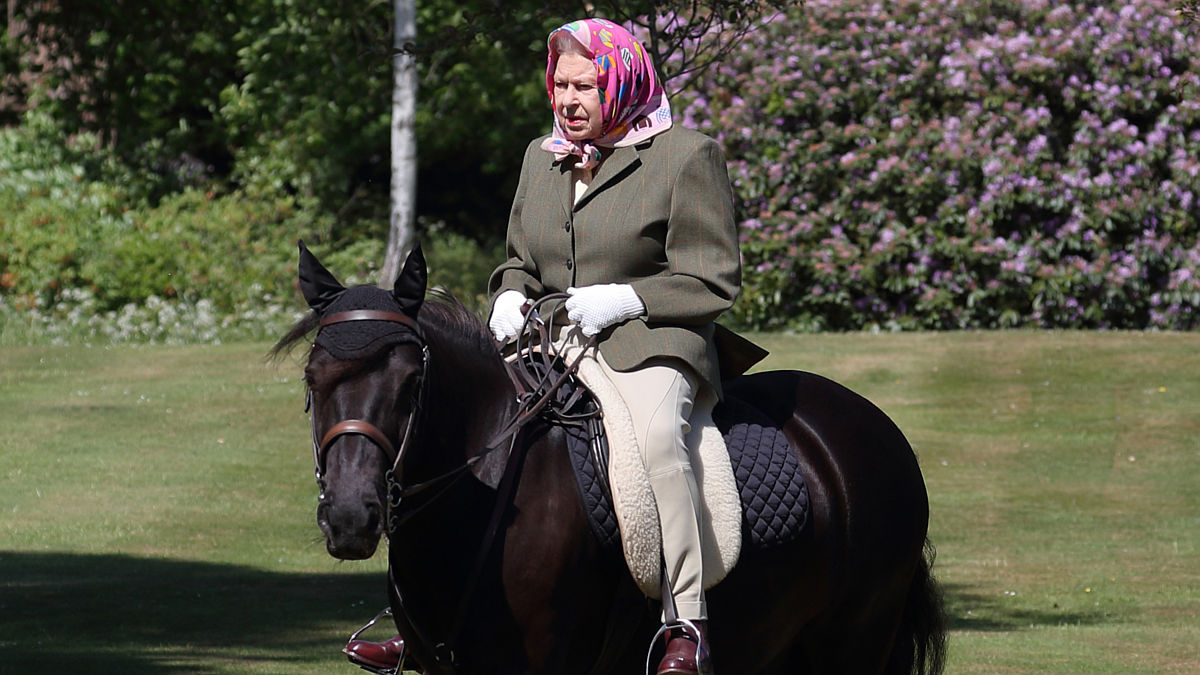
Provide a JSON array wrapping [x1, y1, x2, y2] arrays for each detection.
[[344, 635, 413, 673], [656, 621, 711, 675]]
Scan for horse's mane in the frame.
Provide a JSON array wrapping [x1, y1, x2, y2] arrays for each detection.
[[269, 288, 494, 362], [418, 289, 498, 359]]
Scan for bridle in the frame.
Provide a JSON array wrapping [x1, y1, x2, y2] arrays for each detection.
[[306, 298, 597, 671], [307, 309, 428, 507], [307, 299, 596, 526]]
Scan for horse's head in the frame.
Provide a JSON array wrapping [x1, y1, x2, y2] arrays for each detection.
[[295, 241, 427, 560]]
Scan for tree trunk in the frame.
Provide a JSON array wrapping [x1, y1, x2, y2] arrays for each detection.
[[380, 0, 418, 284]]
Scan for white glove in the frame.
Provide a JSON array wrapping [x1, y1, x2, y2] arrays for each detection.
[[488, 290, 527, 341], [565, 284, 645, 337]]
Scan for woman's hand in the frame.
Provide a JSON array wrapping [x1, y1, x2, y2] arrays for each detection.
[[565, 284, 645, 336], [489, 290, 528, 341]]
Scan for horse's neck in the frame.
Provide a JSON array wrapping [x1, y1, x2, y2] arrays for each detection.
[[425, 334, 516, 450]]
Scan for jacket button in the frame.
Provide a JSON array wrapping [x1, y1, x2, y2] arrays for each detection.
[[563, 220, 572, 232], [565, 260, 574, 270]]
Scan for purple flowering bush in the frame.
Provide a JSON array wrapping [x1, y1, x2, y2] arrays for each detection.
[[674, 0, 1200, 330]]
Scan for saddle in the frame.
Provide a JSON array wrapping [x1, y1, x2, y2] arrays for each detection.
[[515, 352, 810, 598]]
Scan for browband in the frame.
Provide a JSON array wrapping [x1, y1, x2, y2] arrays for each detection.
[[320, 310, 422, 335]]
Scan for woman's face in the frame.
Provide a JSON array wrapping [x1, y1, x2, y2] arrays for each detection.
[[553, 53, 603, 141]]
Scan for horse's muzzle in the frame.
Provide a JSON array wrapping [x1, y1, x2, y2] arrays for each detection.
[[317, 498, 384, 560]]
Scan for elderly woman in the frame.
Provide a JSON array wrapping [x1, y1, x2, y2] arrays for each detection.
[[346, 18, 751, 675], [486, 18, 743, 675]]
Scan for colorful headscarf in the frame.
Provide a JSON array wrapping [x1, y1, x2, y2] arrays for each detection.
[[540, 18, 673, 169]]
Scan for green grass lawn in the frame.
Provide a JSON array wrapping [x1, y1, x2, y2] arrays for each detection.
[[2, 332, 1198, 673]]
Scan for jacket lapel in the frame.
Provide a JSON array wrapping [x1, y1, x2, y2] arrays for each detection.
[[575, 145, 642, 211], [552, 158, 574, 218]]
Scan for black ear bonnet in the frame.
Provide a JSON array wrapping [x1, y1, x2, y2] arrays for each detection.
[[297, 240, 426, 361], [315, 285, 424, 360]]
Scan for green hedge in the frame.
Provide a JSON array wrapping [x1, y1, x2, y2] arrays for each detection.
[[0, 112, 497, 344]]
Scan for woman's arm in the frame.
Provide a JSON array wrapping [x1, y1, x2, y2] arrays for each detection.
[[630, 137, 741, 326]]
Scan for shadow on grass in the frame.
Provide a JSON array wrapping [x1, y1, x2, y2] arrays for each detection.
[[0, 551, 388, 674], [942, 582, 1117, 632], [2, 554, 1129, 673]]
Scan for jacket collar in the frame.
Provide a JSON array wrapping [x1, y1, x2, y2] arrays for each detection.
[[552, 141, 648, 214]]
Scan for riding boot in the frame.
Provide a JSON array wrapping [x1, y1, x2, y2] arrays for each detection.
[[344, 634, 418, 673], [657, 621, 711, 675]]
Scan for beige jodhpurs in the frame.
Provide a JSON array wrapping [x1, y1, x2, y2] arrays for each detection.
[[557, 329, 715, 621]]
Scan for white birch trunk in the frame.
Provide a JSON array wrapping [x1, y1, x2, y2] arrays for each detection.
[[380, 0, 418, 284]]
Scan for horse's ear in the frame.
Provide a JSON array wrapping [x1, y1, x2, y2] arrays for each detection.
[[393, 243, 427, 317], [298, 240, 345, 313]]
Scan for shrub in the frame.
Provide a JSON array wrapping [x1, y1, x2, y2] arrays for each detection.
[[675, 0, 1200, 330], [0, 111, 501, 344], [1, 113, 323, 343]]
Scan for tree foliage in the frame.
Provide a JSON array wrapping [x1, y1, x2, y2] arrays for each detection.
[[3, 0, 560, 243], [1180, 0, 1199, 24], [217, 0, 393, 221], [5, 1, 246, 194], [5, 1, 1200, 340]]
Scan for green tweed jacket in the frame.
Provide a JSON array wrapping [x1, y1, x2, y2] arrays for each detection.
[[488, 125, 741, 395]]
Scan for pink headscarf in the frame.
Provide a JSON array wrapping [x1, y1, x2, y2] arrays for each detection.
[[540, 18, 673, 169]]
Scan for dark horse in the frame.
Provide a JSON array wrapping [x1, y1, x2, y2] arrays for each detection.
[[274, 242, 946, 675]]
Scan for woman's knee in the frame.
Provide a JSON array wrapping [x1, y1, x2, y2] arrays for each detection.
[[639, 378, 694, 470]]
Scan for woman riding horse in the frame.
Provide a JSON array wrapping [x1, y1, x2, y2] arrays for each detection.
[[293, 243, 945, 674], [347, 17, 764, 675], [485, 18, 768, 675]]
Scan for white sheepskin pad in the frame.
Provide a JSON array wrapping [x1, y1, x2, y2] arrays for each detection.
[[572, 355, 742, 598]]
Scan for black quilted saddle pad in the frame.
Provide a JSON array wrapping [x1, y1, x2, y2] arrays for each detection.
[[559, 385, 811, 552]]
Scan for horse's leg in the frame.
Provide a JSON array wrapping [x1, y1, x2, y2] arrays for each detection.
[[794, 554, 925, 674], [500, 430, 656, 674]]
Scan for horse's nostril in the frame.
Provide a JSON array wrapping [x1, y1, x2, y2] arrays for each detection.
[[364, 502, 382, 534]]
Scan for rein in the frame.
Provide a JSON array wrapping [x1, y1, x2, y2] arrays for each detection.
[[383, 295, 596, 528]]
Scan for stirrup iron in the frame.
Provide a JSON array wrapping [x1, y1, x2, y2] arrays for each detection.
[[346, 607, 406, 675], [645, 617, 713, 675]]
